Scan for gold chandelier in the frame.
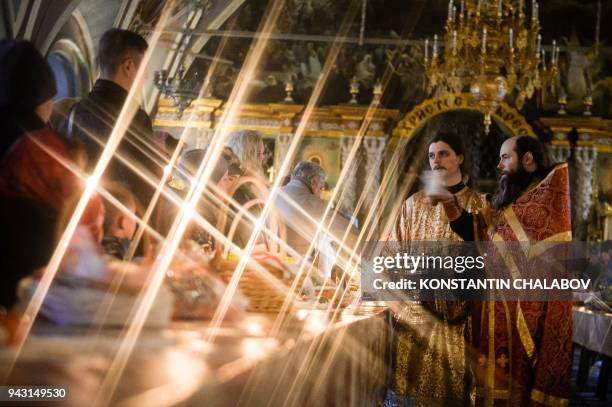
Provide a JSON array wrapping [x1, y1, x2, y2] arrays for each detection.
[[424, 0, 559, 133]]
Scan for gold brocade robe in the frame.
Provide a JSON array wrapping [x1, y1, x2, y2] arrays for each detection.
[[390, 186, 486, 406]]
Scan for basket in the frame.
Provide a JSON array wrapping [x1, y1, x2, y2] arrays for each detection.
[[213, 255, 307, 313], [214, 176, 304, 313]]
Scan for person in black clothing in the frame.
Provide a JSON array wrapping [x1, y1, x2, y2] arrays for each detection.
[[68, 29, 164, 207], [0, 40, 57, 311], [0, 40, 71, 310], [0, 40, 56, 158], [101, 182, 140, 260]]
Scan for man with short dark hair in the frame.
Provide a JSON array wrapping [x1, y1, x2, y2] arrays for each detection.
[[431, 135, 573, 406], [97, 29, 148, 90], [389, 131, 486, 406], [69, 28, 162, 205]]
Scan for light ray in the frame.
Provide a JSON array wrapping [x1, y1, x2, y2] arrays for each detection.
[[4, 5, 171, 380], [213, 0, 367, 346], [266, 50, 429, 402], [96, 0, 292, 401]]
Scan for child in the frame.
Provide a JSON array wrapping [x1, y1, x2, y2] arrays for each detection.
[[101, 182, 140, 260]]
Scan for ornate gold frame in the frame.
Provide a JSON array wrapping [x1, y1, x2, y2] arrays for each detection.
[[392, 92, 536, 140]]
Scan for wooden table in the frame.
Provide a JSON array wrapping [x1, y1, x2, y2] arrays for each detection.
[[1, 305, 390, 406]]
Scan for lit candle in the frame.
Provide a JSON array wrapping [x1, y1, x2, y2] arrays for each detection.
[[533, 1, 539, 20], [536, 34, 542, 53], [498, 0, 503, 13], [433, 34, 438, 58], [541, 50, 546, 66], [460, 0, 465, 17], [453, 30, 458, 52], [552, 40, 557, 63], [509, 28, 513, 50], [554, 44, 559, 64], [424, 38, 429, 62], [448, 0, 453, 20], [452, 6, 456, 23], [482, 28, 487, 53]]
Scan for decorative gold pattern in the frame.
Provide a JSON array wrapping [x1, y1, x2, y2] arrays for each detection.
[[540, 117, 612, 153], [392, 93, 536, 140], [153, 96, 397, 139], [390, 186, 487, 405], [424, 1, 558, 133], [472, 164, 573, 406], [516, 303, 536, 361], [475, 387, 510, 399], [530, 389, 569, 407], [496, 354, 508, 368], [392, 187, 487, 242], [486, 300, 495, 407], [442, 196, 463, 221]]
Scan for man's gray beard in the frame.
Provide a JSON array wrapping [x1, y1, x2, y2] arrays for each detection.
[[490, 166, 537, 209]]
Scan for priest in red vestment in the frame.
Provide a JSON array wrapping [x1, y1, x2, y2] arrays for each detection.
[[429, 135, 573, 407]]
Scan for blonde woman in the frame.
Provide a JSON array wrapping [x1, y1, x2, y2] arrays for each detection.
[[225, 129, 266, 179], [224, 129, 269, 249]]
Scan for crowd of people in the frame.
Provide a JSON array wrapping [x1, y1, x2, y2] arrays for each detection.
[[0, 25, 588, 407], [0, 29, 359, 329]]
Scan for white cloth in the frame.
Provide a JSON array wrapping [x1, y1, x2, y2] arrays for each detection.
[[573, 306, 612, 357], [318, 234, 336, 278]]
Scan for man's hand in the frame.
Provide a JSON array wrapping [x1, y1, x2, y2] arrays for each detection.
[[421, 170, 452, 205], [424, 188, 453, 206]]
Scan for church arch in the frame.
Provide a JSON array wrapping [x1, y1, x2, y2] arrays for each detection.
[[392, 93, 536, 141]]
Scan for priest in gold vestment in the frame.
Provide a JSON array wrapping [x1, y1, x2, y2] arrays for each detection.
[[436, 136, 573, 407], [389, 132, 486, 406]]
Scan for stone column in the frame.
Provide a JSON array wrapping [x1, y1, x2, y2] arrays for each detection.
[[339, 136, 358, 216], [547, 145, 570, 164], [195, 128, 213, 149], [362, 136, 386, 215], [571, 146, 597, 239], [274, 133, 292, 179]]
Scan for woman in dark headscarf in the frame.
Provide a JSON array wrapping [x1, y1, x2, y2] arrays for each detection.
[[0, 40, 57, 158], [0, 40, 102, 310]]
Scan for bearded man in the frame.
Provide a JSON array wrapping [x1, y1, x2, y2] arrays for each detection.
[[430, 135, 573, 406], [389, 132, 486, 406]]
